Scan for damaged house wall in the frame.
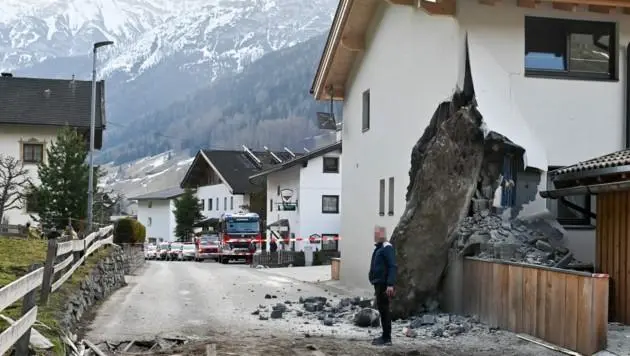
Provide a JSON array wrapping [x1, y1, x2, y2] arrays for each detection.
[[337, 1, 630, 290]]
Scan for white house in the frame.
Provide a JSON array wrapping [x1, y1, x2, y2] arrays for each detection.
[[310, 0, 629, 288], [249, 140, 342, 252], [131, 187, 184, 243], [180, 147, 295, 222], [0, 73, 105, 227]]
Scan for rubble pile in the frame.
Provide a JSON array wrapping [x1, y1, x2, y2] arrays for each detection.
[[455, 210, 579, 268], [253, 295, 487, 339]]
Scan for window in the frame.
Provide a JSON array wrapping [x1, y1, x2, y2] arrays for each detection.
[[25, 190, 39, 213], [230, 196, 233, 210], [148, 217, 152, 227], [378, 179, 385, 216], [270, 199, 273, 212], [216, 198, 219, 210], [200, 198, 205, 210], [208, 198, 213, 210], [388, 177, 394, 215], [322, 195, 339, 214], [323, 157, 339, 173], [362, 89, 370, 132], [277, 185, 280, 196], [148, 201, 152, 208], [322, 234, 339, 251], [524, 16, 617, 80], [224, 197, 227, 210], [548, 166, 592, 226], [22, 143, 44, 163]]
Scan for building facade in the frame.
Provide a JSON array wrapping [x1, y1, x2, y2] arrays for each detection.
[[131, 187, 184, 242], [311, 0, 628, 288], [0, 74, 105, 226], [250, 141, 342, 251]]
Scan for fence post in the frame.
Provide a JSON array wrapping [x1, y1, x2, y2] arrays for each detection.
[[40, 236, 58, 305], [15, 264, 40, 355]]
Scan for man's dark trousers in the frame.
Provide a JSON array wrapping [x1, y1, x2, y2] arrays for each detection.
[[374, 284, 391, 341]]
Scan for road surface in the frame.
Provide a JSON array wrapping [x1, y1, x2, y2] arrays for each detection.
[[85, 261, 562, 355]]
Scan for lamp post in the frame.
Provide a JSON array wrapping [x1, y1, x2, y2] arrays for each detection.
[[87, 40, 114, 233]]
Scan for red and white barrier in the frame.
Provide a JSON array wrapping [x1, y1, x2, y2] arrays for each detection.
[[224, 236, 341, 243]]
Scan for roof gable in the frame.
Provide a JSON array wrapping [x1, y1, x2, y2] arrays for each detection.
[[180, 149, 295, 194]]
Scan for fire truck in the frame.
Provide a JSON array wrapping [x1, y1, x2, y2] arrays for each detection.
[[216, 212, 261, 264]]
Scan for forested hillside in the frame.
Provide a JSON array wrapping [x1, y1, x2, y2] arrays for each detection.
[[98, 34, 340, 164]]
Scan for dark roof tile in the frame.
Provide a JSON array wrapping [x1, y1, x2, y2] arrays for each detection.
[[130, 187, 185, 200], [551, 149, 630, 179]]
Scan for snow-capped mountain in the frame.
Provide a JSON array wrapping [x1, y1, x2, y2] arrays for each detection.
[[2, 0, 336, 128]]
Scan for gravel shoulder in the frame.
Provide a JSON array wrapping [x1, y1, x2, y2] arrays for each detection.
[[85, 261, 562, 355]]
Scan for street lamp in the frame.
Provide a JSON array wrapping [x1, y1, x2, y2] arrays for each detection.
[[87, 40, 114, 233]]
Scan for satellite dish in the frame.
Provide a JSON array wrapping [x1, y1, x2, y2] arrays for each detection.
[[316, 112, 337, 130]]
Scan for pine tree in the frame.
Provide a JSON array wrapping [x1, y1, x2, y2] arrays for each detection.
[[33, 126, 98, 231], [173, 188, 203, 242]]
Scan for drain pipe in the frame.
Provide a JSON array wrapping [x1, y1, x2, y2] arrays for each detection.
[[626, 42, 630, 148]]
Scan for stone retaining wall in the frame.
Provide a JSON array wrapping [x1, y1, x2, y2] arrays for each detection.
[[121, 244, 145, 274], [58, 245, 126, 332]]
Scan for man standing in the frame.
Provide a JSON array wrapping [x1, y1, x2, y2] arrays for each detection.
[[368, 226, 397, 346]]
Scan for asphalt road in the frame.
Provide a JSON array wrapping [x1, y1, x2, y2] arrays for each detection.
[[85, 261, 562, 355]]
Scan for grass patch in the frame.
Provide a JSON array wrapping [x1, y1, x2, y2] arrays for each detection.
[[0, 237, 114, 355]]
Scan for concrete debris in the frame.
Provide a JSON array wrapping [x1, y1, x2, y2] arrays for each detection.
[[456, 211, 582, 267], [96, 336, 190, 353], [252, 294, 486, 339]]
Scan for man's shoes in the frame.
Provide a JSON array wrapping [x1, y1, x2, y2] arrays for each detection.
[[371, 337, 392, 346]]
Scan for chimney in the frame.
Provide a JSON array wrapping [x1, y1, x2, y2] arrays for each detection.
[[1, 73, 13, 78]]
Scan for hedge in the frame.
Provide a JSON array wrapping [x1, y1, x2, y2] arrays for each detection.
[[114, 218, 146, 244]]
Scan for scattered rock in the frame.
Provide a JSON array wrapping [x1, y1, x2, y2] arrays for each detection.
[[270, 310, 283, 319], [323, 318, 334, 326], [264, 294, 272, 299], [353, 308, 380, 327]]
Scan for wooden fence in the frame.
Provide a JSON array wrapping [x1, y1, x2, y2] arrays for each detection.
[[460, 257, 609, 355], [0, 225, 115, 356]]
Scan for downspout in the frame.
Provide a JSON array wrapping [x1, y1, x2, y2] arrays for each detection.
[[626, 42, 630, 148]]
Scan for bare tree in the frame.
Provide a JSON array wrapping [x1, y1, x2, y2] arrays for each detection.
[[0, 154, 31, 224]]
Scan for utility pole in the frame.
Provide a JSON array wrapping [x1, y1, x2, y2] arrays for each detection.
[[87, 40, 114, 233]]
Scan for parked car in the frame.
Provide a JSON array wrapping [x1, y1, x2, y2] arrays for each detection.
[[169, 242, 183, 261], [157, 242, 170, 260], [194, 234, 220, 262], [181, 243, 196, 261], [145, 244, 157, 260]]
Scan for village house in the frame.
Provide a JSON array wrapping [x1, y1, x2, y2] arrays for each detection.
[[249, 140, 342, 252], [180, 147, 295, 225], [0, 73, 105, 226], [311, 0, 630, 289], [130, 187, 184, 243]]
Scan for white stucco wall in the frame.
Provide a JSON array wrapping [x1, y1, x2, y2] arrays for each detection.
[[196, 184, 248, 219], [137, 199, 176, 242], [338, 2, 627, 288], [298, 153, 342, 250], [265, 151, 342, 251], [0, 124, 59, 226]]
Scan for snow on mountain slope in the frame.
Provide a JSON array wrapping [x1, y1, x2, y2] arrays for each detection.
[[99, 150, 193, 201]]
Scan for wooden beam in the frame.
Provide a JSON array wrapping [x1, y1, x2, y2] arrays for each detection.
[[478, 0, 502, 5], [517, 0, 540, 8], [385, 0, 415, 5], [419, 0, 456, 15], [340, 34, 365, 51], [321, 85, 345, 100], [546, 0, 630, 8], [588, 4, 615, 12], [552, 2, 578, 11]]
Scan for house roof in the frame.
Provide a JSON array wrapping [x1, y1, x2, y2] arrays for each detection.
[[249, 141, 342, 181], [0, 75, 106, 129], [180, 149, 299, 195], [310, 0, 630, 101], [550, 149, 630, 183], [130, 187, 185, 201]]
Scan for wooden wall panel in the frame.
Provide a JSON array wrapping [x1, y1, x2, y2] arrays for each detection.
[[596, 191, 630, 324], [460, 258, 609, 355]]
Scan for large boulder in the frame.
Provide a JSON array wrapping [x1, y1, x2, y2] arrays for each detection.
[[390, 91, 486, 319], [353, 308, 380, 327]]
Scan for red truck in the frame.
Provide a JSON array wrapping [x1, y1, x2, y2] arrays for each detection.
[[215, 212, 260, 264]]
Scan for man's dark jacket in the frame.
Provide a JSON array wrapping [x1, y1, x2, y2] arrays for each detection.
[[369, 241, 397, 286]]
